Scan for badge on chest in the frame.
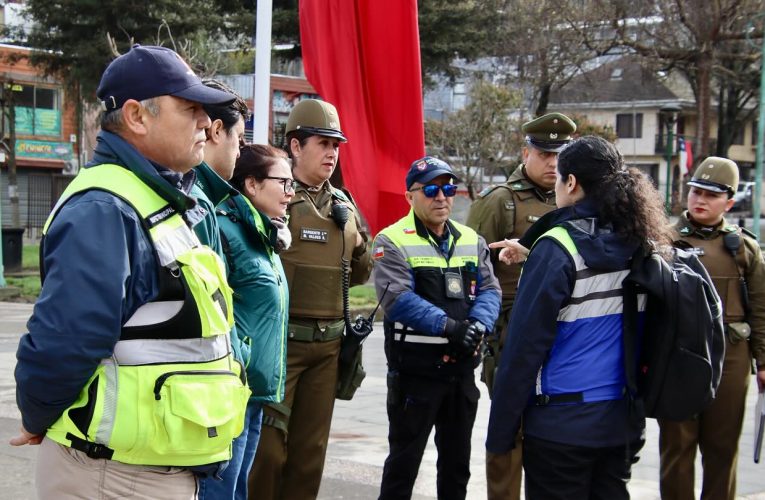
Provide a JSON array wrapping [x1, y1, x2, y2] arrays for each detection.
[[444, 272, 465, 299]]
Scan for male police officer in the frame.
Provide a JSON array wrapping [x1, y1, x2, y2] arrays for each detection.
[[12, 45, 248, 498], [249, 99, 373, 499], [659, 157, 765, 500], [466, 112, 575, 500], [374, 157, 501, 500]]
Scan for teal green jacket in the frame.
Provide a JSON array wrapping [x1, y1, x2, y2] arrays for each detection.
[[217, 195, 289, 403], [190, 162, 246, 363]]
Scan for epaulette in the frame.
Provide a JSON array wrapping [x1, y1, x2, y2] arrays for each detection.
[[741, 227, 758, 241], [477, 184, 514, 199], [331, 186, 352, 203]]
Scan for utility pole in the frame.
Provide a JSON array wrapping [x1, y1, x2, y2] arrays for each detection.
[[752, 18, 765, 240], [660, 104, 681, 214]]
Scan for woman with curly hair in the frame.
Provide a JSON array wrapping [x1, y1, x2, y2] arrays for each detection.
[[486, 135, 672, 499]]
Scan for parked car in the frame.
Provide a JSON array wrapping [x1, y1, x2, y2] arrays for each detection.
[[732, 181, 755, 212]]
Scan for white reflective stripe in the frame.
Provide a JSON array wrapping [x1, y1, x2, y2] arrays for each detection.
[[571, 269, 629, 301], [559, 295, 624, 321], [535, 366, 543, 396], [96, 357, 118, 446], [123, 301, 184, 327], [153, 224, 200, 267], [113, 335, 230, 365], [393, 333, 449, 344]]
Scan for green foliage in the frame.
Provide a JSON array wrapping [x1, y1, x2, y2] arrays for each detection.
[[22, 244, 39, 270], [18, 0, 252, 102], [568, 114, 618, 143], [418, 0, 503, 87], [349, 284, 378, 308], [6, 275, 41, 299], [425, 78, 524, 198]]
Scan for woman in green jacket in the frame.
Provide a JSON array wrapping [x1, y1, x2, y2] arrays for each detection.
[[216, 144, 293, 499]]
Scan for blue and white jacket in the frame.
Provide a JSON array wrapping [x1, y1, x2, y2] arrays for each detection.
[[486, 200, 645, 453]]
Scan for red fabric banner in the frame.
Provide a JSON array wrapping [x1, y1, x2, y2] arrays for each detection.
[[299, 0, 425, 235]]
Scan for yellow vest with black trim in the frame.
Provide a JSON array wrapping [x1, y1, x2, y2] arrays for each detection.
[[380, 210, 480, 375], [43, 164, 250, 467]]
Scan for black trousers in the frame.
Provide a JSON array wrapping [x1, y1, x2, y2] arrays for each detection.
[[522, 435, 643, 500], [378, 371, 480, 500]]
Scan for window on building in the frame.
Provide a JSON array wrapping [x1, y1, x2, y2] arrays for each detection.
[[753, 121, 759, 146], [731, 123, 745, 145], [13, 84, 61, 137], [616, 113, 643, 139]]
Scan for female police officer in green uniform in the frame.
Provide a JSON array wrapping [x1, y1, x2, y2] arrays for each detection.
[[659, 157, 765, 500], [248, 99, 373, 500]]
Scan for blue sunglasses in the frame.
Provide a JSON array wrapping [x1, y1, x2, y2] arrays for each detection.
[[410, 183, 458, 198]]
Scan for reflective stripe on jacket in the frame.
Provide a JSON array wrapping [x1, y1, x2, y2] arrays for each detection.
[[534, 226, 631, 403]]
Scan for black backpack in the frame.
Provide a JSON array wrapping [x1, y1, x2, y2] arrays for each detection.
[[622, 247, 726, 421]]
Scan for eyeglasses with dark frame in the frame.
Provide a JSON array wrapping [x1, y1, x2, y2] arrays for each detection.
[[409, 183, 458, 198], [264, 176, 298, 193]]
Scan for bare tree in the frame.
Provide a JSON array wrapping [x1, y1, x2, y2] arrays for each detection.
[[494, 0, 617, 116], [425, 78, 523, 199], [593, 0, 763, 158]]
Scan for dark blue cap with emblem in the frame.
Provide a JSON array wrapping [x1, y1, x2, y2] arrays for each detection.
[[97, 44, 236, 113], [406, 156, 460, 189]]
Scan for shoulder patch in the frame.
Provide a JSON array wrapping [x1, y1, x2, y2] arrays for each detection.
[[504, 200, 515, 211], [373, 246, 384, 260]]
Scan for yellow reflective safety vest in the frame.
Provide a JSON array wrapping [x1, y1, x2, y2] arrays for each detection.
[[43, 164, 250, 467], [380, 211, 481, 376]]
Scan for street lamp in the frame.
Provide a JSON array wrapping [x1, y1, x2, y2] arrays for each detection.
[[660, 103, 681, 213]]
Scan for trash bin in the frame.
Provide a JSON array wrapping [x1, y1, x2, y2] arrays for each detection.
[[1, 227, 25, 273]]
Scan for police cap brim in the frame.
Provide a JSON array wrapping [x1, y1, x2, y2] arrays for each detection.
[[295, 125, 348, 143], [525, 136, 569, 153], [687, 179, 729, 194]]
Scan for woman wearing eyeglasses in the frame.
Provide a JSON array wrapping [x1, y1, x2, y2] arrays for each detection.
[[214, 144, 293, 500], [486, 136, 673, 499]]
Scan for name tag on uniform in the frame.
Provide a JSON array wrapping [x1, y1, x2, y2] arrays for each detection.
[[526, 215, 540, 223], [300, 228, 328, 242], [688, 247, 705, 256]]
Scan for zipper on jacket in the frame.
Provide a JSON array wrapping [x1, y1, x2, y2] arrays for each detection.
[[153, 370, 240, 400]]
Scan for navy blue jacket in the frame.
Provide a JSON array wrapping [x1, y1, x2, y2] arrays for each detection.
[[486, 200, 645, 453]]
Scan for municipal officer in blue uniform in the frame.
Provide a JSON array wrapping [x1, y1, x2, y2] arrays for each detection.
[[373, 157, 501, 500], [487, 136, 673, 499]]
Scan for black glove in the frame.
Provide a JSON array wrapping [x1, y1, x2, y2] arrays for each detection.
[[445, 318, 480, 355]]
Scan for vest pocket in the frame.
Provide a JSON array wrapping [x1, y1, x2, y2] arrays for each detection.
[[150, 370, 250, 456], [175, 248, 234, 338]]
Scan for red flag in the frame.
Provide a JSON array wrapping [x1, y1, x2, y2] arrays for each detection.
[[299, 0, 425, 235], [685, 140, 694, 174]]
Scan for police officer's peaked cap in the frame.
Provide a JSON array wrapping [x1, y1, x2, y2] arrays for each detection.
[[406, 156, 460, 189], [286, 99, 347, 142], [522, 113, 577, 152], [688, 156, 739, 196]]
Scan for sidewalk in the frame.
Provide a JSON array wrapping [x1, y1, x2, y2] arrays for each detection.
[[1, 302, 763, 499]]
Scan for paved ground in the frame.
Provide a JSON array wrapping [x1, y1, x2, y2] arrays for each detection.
[[1, 301, 763, 499]]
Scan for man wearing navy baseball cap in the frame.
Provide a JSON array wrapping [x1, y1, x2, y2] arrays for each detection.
[[372, 156, 501, 499], [12, 45, 249, 498]]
